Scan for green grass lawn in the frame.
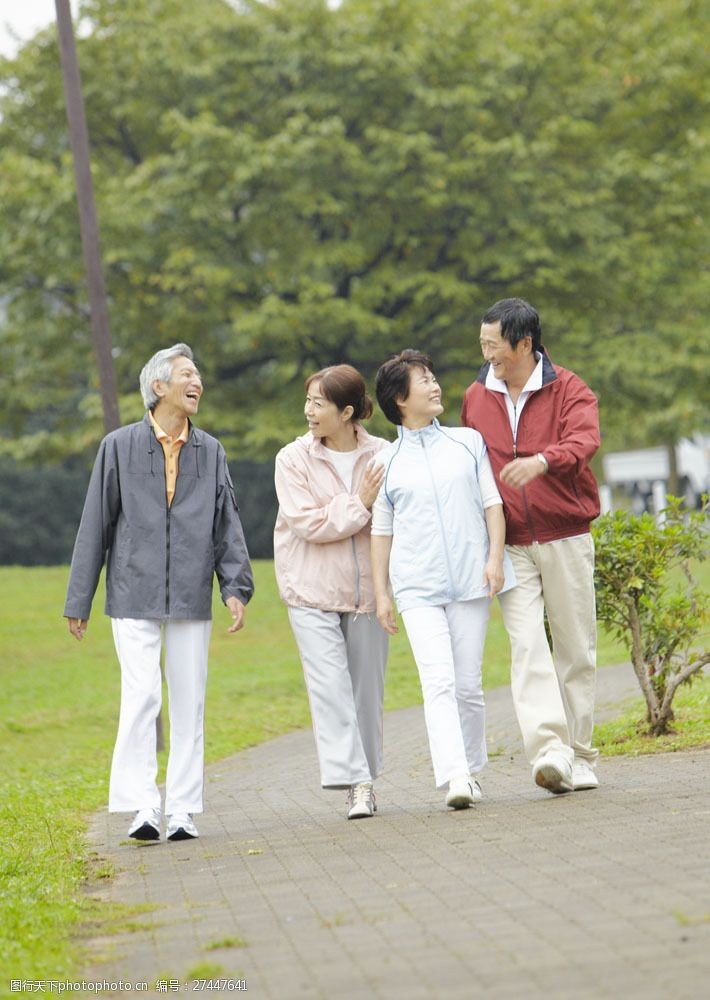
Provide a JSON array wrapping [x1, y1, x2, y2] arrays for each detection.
[[0, 560, 704, 986], [595, 673, 709, 756]]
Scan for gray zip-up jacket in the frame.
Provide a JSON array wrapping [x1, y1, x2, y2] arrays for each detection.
[[64, 415, 254, 621]]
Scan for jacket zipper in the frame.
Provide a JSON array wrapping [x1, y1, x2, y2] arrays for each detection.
[[351, 536, 361, 609], [510, 398, 538, 542], [165, 497, 171, 616], [149, 429, 172, 617], [350, 451, 368, 610], [421, 433, 457, 598]]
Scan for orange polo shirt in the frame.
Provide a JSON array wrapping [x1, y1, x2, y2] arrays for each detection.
[[148, 410, 189, 507]]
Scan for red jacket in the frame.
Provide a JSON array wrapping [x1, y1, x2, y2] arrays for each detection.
[[461, 352, 600, 545]]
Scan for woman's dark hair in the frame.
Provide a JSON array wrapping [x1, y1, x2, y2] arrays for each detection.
[[304, 365, 374, 421], [375, 349, 434, 426], [481, 297, 542, 353]]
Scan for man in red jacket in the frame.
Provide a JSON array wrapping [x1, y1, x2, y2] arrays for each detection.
[[461, 298, 600, 794]]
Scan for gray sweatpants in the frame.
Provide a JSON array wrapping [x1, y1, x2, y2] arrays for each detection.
[[288, 607, 388, 788]]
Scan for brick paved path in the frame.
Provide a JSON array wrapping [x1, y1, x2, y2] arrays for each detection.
[[85, 664, 710, 998]]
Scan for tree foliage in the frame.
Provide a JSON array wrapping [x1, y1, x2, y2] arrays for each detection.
[[0, 0, 707, 464], [593, 499, 709, 735]]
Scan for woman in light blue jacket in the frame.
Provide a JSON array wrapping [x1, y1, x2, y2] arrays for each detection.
[[371, 350, 515, 810]]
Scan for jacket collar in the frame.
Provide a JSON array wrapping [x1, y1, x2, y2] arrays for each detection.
[[142, 411, 202, 447], [300, 422, 378, 459], [397, 418, 442, 440]]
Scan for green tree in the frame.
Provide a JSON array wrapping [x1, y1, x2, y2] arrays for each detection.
[[0, 0, 707, 463], [593, 499, 709, 735]]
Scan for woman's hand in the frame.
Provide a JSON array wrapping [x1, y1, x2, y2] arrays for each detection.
[[483, 557, 504, 597], [358, 460, 385, 510], [376, 594, 399, 634]]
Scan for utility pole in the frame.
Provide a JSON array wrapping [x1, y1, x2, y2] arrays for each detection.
[[54, 0, 120, 433], [54, 2, 167, 749]]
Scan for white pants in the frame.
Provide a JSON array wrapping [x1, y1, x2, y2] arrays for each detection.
[[401, 599, 490, 789], [288, 607, 388, 788], [498, 535, 598, 767], [109, 618, 211, 815]]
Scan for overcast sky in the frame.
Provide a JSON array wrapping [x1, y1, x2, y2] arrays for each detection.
[[0, 1, 342, 58], [0, 1, 79, 58]]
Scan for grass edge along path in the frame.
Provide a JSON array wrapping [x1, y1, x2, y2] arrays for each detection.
[[0, 561, 707, 986]]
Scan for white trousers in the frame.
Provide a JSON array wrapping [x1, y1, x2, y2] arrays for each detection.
[[498, 535, 598, 767], [109, 618, 211, 815], [401, 599, 490, 789], [288, 607, 388, 788]]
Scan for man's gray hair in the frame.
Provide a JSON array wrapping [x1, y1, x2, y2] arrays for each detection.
[[139, 343, 194, 410]]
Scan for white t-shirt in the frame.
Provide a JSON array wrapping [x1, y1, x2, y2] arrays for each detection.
[[324, 447, 359, 492]]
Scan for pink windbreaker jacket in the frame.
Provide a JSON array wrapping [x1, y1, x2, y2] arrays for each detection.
[[273, 425, 389, 612]]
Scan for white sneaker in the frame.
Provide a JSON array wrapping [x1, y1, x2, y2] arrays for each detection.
[[573, 760, 599, 790], [532, 751, 573, 794], [347, 782, 376, 819], [167, 813, 199, 841], [445, 775, 478, 810], [128, 807, 160, 841]]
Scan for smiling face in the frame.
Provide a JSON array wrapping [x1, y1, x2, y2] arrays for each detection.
[[153, 356, 203, 419], [397, 365, 443, 429], [304, 380, 354, 445], [479, 320, 536, 387]]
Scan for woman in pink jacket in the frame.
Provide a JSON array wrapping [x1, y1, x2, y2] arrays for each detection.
[[274, 365, 389, 819]]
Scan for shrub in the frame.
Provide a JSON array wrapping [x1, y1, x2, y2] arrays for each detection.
[[593, 497, 708, 735]]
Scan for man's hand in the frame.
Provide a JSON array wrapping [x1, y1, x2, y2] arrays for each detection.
[[68, 618, 88, 641], [375, 594, 399, 635], [500, 456, 546, 490], [225, 596, 246, 633]]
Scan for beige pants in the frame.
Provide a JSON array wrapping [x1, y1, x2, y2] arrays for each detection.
[[498, 535, 598, 767]]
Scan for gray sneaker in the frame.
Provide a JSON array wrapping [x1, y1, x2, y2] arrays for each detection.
[[347, 782, 376, 819]]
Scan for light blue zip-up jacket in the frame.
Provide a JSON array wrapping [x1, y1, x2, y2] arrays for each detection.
[[371, 420, 516, 612]]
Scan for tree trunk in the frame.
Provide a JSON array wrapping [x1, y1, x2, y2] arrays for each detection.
[[627, 598, 662, 730], [666, 440, 679, 497], [55, 0, 120, 433], [653, 654, 710, 735]]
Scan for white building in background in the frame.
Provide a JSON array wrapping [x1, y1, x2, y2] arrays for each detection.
[[601, 434, 710, 514]]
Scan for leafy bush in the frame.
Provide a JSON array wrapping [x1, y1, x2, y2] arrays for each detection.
[[593, 498, 708, 735]]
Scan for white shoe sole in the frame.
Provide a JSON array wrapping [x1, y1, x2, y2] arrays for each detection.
[[573, 776, 599, 791], [347, 807, 374, 820], [534, 763, 573, 794]]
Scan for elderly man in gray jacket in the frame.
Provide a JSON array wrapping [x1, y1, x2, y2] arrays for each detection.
[[65, 344, 254, 842]]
